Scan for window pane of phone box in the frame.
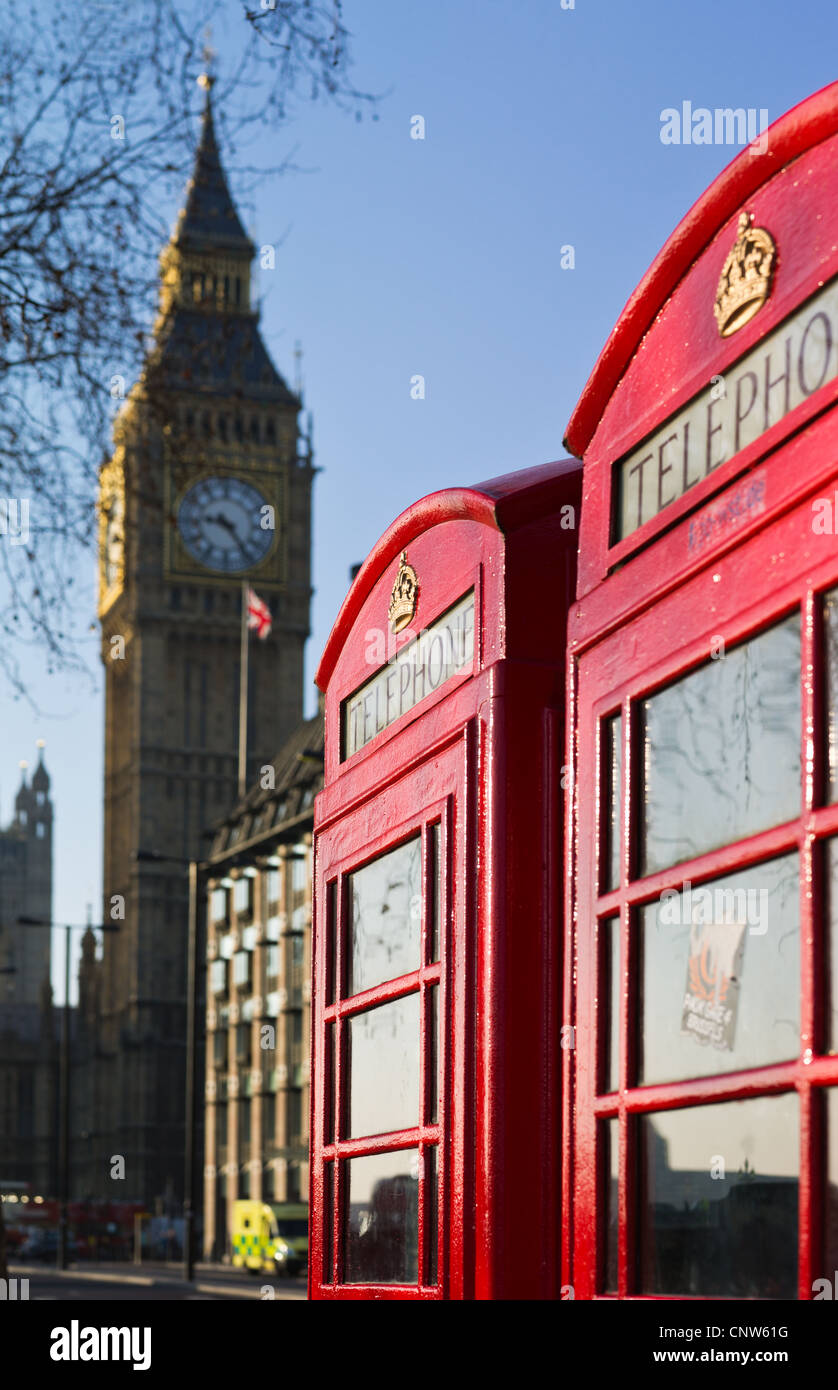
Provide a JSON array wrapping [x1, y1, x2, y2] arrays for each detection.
[[348, 994, 420, 1139], [344, 1150, 419, 1285], [348, 838, 421, 996], [639, 1094, 798, 1298], [640, 854, 799, 1086], [641, 614, 800, 876]]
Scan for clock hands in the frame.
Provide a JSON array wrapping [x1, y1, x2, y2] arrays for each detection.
[[208, 509, 251, 558]]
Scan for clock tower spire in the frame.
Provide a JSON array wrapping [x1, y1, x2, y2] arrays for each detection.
[[89, 80, 314, 1212]]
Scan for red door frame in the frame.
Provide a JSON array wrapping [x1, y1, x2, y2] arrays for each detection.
[[563, 82, 838, 1300], [312, 461, 582, 1300]]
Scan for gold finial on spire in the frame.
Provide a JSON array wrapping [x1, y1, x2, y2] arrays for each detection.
[[198, 26, 216, 91]]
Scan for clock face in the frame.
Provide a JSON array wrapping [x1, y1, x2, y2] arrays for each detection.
[[177, 475, 274, 573]]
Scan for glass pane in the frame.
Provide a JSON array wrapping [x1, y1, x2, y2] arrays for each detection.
[[344, 1149, 419, 1284], [826, 591, 838, 802], [601, 916, 620, 1094], [603, 713, 622, 892], [641, 614, 800, 875], [823, 1089, 838, 1287], [428, 823, 441, 964], [639, 1094, 798, 1298], [325, 879, 336, 1007], [349, 838, 421, 995], [427, 986, 439, 1124], [322, 1162, 333, 1284], [603, 1119, 619, 1293], [348, 994, 420, 1138], [827, 840, 838, 1052], [325, 1021, 335, 1145], [640, 854, 799, 1085], [426, 1146, 438, 1286]]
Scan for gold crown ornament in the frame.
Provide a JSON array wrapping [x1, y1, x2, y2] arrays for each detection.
[[714, 212, 776, 337], [388, 551, 419, 633]]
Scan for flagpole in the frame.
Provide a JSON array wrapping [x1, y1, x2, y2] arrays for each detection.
[[238, 579, 249, 798]]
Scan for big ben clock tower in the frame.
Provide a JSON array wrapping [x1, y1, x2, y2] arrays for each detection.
[[92, 80, 313, 1209]]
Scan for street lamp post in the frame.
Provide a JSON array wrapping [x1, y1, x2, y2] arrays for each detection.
[[18, 915, 119, 1272], [133, 851, 204, 1282]]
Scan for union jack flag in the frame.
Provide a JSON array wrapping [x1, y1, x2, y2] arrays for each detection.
[[246, 587, 272, 639]]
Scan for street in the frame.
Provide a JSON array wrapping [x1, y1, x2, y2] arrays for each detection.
[[10, 1262, 307, 1301]]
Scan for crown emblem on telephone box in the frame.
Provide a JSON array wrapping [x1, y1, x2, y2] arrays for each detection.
[[714, 212, 776, 338], [388, 551, 419, 634]]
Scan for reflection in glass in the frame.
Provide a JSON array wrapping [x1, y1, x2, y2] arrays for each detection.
[[604, 713, 622, 892], [827, 840, 838, 1053], [426, 1146, 438, 1286], [428, 986, 439, 1124], [826, 591, 838, 802], [345, 1149, 419, 1284], [349, 838, 421, 995], [642, 615, 800, 875], [641, 855, 799, 1085], [325, 879, 336, 1006], [322, 1161, 333, 1283], [325, 1020, 335, 1144], [428, 822, 441, 964], [602, 917, 620, 1094], [639, 1095, 798, 1298], [824, 1089, 838, 1282], [604, 1119, 618, 1293], [349, 994, 420, 1139]]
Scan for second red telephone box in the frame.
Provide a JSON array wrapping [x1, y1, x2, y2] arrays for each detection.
[[310, 459, 581, 1299]]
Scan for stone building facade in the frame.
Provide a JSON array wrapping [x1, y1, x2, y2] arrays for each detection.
[[0, 749, 56, 1195], [81, 83, 314, 1210], [202, 710, 322, 1259]]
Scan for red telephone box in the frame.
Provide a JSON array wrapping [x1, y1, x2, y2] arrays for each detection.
[[311, 459, 581, 1299], [563, 80, 838, 1300]]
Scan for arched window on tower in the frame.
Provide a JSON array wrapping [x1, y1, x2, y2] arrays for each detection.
[[235, 277, 242, 306], [250, 417, 260, 443], [265, 419, 276, 445]]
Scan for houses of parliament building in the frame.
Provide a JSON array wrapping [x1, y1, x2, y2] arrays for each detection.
[[1, 84, 320, 1238]]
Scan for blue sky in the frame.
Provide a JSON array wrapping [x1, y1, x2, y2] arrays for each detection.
[[6, 0, 838, 996]]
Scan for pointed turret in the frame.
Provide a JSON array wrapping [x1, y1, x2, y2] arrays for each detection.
[[148, 73, 298, 407], [173, 85, 254, 256]]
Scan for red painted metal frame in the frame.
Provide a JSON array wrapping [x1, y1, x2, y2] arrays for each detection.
[[567, 80, 838, 602], [312, 461, 582, 1299], [564, 84, 838, 1300]]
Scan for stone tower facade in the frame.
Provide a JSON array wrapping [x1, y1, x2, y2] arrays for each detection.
[[0, 748, 56, 1195], [85, 88, 313, 1210]]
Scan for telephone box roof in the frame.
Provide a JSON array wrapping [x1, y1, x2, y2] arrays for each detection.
[[316, 457, 580, 690], [564, 79, 838, 460]]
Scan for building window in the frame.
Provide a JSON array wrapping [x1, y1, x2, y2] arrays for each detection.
[[263, 1093, 276, 1148], [250, 416, 260, 442], [36, 822, 46, 839], [233, 950, 252, 990], [234, 877, 253, 916], [267, 868, 280, 904], [288, 1089, 302, 1147], [266, 915, 280, 942], [213, 1031, 228, 1068], [210, 960, 228, 996], [212, 888, 229, 924], [291, 849, 308, 894], [267, 943, 280, 979], [236, 1023, 251, 1065]]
